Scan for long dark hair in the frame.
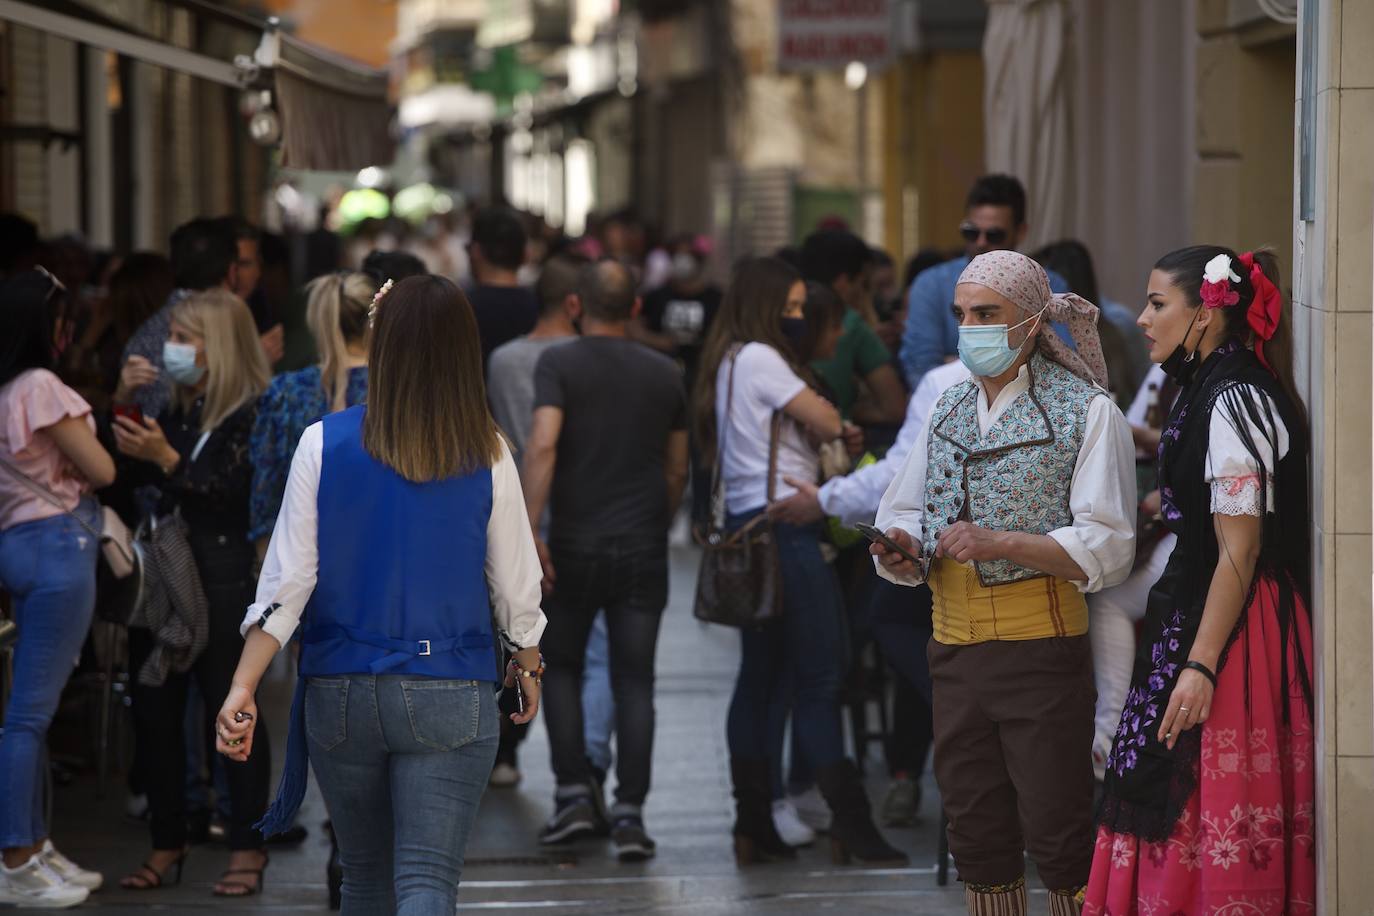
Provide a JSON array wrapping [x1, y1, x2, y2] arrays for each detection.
[[1153, 245, 1305, 426], [795, 281, 846, 363], [691, 257, 804, 461], [364, 275, 500, 482], [0, 268, 66, 388]]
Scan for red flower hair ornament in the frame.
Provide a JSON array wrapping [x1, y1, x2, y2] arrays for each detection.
[[1199, 254, 1241, 309]]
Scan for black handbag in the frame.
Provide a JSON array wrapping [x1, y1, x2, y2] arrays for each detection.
[[692, 347, 784, 629]]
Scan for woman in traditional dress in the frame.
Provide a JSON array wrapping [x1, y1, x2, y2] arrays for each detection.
[[1085, 246, 1315, 915]]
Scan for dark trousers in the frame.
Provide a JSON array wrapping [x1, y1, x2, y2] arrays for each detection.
[[540, 536, 667, 807], [129, 531, 271, 851], [866, 579, 935, 778], [728, 516, 847, 774], [927, 635, 1096, 892]]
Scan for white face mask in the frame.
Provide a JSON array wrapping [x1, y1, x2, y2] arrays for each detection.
[[955, 305, 1047, 378], [163, 340, 205, 385]]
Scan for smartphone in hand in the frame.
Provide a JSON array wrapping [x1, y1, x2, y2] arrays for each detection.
[[113, 403, 144, 426], [855, 523, 928, 576]]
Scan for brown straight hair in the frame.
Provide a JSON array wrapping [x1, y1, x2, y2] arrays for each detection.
[[362, 275, 500, 481]]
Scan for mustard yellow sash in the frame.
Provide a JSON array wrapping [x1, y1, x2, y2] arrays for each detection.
[[928, 558, 1088, 646]]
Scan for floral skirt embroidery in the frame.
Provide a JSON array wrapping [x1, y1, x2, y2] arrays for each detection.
[[1084, 578, 1315, 915]]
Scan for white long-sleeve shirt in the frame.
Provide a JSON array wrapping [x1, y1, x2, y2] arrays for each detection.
[[818, 361, 970, 526], [874, 362, 1137, 594], [240, 423, 548, 652]]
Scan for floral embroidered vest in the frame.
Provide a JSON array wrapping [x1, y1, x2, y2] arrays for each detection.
[[923, 353, 1098, 586]]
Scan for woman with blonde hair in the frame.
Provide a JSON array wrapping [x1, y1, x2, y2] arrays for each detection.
[[215, 275, 546, 913], [249, 271, 376, 546], [112, 289, 274, 897]]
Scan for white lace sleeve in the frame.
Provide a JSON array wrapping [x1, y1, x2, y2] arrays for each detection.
[[1205, 384, 1290, 517]]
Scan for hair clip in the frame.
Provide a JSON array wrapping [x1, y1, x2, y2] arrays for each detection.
[[367, 278, 395, 326]]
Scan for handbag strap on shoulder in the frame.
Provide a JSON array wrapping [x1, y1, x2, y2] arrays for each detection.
[[707, 344, 782, 533], [0, 455, 102, 542]]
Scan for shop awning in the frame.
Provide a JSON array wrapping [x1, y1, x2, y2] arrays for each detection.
[[0, 0, 393, 171]]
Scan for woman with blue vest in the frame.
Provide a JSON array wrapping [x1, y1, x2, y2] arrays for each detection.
[[214, 275, 547, 915]]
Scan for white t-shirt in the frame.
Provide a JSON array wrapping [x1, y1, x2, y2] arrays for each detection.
[[715, 343, 820, 515]]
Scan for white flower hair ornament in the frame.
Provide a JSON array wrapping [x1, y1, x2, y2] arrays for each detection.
[[1199, 254, 1242, 309], [367, 278, 395, 327]]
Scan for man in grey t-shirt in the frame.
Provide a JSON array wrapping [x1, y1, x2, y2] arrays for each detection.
[[487, 254, 585, 465]]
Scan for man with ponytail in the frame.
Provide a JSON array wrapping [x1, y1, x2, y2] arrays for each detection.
[[249, 271, 377, 549], [1085, 246, 1314, 914]]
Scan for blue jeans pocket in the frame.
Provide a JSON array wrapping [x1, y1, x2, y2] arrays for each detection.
[[305, 677, 350, 751], [400, 680, 481, 751]]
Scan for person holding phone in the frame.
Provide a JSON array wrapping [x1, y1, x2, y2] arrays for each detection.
[[873, 251, 1135, 915], [215, 276, 546, 914]]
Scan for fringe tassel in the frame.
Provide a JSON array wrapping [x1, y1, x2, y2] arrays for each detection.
[[965, 877, 1027, 916], [254, 674, 309, 837]]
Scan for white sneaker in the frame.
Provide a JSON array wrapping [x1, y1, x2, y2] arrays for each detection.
[[772, 799, 816, 847], [42, 840, 103, 891], [0, 853, 89, 908], [490, 762, 522, 788], [788, 785, 832, 833]]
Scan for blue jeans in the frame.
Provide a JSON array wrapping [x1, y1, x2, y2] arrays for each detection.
[[582, 611, 615, 775], [725, 513, 847, 773], [0, 499, 99, 848], [305, 675, 499, 916]]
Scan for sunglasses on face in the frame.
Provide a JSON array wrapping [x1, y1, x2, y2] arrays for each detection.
[[959, 223, 1010, 246]]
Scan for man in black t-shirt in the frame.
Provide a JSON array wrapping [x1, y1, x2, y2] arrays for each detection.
[[523, 260, 688, 862], [466, 207, 539, 367], [632, 234, 722, 392]]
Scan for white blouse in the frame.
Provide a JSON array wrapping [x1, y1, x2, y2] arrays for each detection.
[[1205, 384, 1290, 517], [240, 423, 548, 652], [874, 363, 1138, 594]]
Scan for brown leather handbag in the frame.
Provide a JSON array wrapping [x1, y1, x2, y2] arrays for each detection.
[[693, 347, 784, 629]]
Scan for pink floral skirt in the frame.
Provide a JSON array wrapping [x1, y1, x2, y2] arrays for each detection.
[[1083, 578, 1315, 915]]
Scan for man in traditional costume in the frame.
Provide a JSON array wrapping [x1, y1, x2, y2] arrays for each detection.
[[872, 250, 1136, 915]]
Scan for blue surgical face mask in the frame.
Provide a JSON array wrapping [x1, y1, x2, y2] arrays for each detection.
[[163, 340, 206, 386], [956, 306, 1046, 378]]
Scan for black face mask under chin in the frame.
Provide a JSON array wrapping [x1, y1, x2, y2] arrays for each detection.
[[1160, 314, 1204, 385]]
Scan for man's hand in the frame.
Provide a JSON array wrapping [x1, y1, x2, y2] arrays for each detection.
[[533, 537, 556, 596], [841, 422, 864, 459], [870, 526, 921, 578], [260, 324, 285, 366], [936, 521, 1008, 564], [768, 475, 824, 525]]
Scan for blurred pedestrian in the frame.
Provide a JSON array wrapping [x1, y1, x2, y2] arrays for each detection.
[[113, 290, 272, 896], [65, 253, 173, 410], [523, 260, 688, 861], [250, 271, 376, 549], [467, 207, 539, 367], [217, 275, 546, 915], [900, 175, 1072, 389], [0, 268, 115, 908], [694, 257, 906, 867]]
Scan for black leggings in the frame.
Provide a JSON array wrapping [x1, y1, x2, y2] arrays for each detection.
[[129, 532, 270, 851]]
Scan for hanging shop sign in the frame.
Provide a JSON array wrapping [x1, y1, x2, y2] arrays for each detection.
[[777, 0, 896, 73]]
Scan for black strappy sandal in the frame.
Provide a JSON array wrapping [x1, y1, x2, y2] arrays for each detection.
[[119, 851, 188, 890], [213, 852, 269, 897]]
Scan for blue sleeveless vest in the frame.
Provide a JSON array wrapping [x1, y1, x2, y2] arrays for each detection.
[[258, 406, 498, 835]]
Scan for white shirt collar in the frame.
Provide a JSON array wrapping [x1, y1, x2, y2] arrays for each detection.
[[975, 362, 1033, 437]]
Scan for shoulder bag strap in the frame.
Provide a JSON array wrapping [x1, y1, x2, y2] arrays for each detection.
[[707, 344, 743, 533], [0, 455, 102, 542]]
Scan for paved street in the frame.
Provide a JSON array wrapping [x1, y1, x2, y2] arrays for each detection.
[[42, 546, 984, 914]]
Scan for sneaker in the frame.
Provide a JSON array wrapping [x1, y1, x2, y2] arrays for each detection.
[[788, 784, 832, 833], [0, 853, 89, 908], [611, 815, 657, 862], [881, 777, 921, 826], [539, 795, 599, 845], [771, 799, 816, 847], [490, 762, 522, 788], [40, 841, 102, 892]]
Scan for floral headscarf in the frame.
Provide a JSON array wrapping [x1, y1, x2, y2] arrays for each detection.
[[956, 250, 1108, 388]]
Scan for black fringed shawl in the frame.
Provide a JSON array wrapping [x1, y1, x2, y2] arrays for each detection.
[[1096, 340, 1312, 842]]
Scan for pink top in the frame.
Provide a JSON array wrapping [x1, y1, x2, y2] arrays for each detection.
[[0, 369, 96, 531]]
